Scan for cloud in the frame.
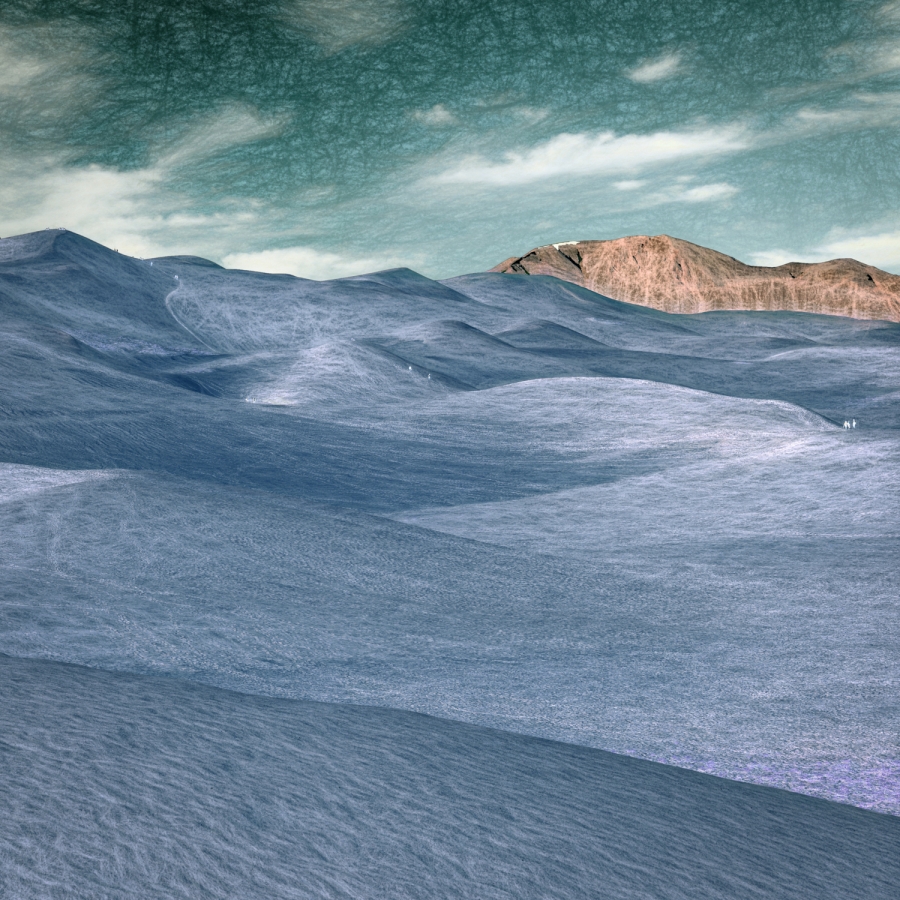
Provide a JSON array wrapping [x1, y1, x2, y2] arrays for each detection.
[[0, 102, 284, 256], [784, 92, 900, 134], [222, 246, 416, 280], [0, 24, 104, 135], [613, 179, 647, 190], [411, 104, 456, 126], [429, 127, 749, 187], [678, 182, 738, 202], [871, 41, 900, 74], [0, 154, 270, 260], [282, 0, 413, 52], [158, 104, 289, 168], [821, 15, 900, 83], [749, 229, 900, 271], [775, 9, 900, 105], [815, 229, 900, 270], [469, 98, 550, 123], [514, 106, 550, 124], [0, 158, 165, 253], [746, 250, 798, 268], [626, 52, 684, 83], [878, 1, 900, 22], [622, 180, 738, 209], [0, 30, 50, 93]]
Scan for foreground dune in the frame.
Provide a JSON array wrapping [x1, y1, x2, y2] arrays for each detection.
[[1, 229, 898, 896]]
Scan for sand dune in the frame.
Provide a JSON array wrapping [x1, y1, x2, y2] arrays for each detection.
[[1, 229, 898, 896]]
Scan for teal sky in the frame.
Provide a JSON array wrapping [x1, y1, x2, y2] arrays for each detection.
[[2, 0, 900, 278]]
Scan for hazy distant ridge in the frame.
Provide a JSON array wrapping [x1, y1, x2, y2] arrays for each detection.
[[491, 235, 900, 321]]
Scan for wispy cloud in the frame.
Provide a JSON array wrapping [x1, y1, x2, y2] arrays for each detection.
[[782, 92, 900, 135], [411, 104, 457, 126], [513, 106, 550, 124], [627, 180, 739, 209], [222, 245, 418, 280], [158, 104, 289, 168], [470, 96, 550, 124], [0, 103, 285, 257], [749, 228, 900, 272], [730, 84, 900, 151], [817, 8, 900, 85], [626, 52, 684, 83], [879, 0, 900, 20], [815, 229, 900, 270], [0, 156, 263, 259], [0, 24, 104, 133], [613, 179, 647, 190], [429, 126, 749, 187], [678, 182, 738, 202], [746, 250, 797, 268], [0, 30, 50, 93], [281, 0, 413, 52]]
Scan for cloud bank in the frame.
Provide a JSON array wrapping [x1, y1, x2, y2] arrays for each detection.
[[222, 245, 418, 280], [750, 228, 900, 272]]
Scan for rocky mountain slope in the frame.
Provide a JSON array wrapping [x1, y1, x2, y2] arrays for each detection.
[[491, 235, 900, 321]]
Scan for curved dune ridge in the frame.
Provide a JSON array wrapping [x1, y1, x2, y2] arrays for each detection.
[[2, 654, 898, 900], [491, 235, 900, 321], [1, 229, 899, 896]]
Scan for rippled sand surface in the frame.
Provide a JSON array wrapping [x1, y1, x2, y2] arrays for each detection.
[[1, 230, 898, 896]]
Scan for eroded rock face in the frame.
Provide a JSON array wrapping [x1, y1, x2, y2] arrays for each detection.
[[490, 235, 900, 321]]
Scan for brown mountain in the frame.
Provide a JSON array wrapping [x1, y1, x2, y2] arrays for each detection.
[[490, 235, 900, 322]]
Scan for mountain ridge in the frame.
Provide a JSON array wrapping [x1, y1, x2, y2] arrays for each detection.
[[490, 234, 900, 321]]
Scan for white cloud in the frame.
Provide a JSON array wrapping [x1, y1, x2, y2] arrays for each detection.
[[412, 104, 457, 126], [0, 24, 103, 128], [678, 182, 738, 202], [429, 127, 749, 186], [748, 230, 900, 272], [0, 159, 165, 253], [878, 1, 900, 22], [815, 229, 900, 270], [0, 158, 259, 260], [0, 31, 50, 92], [785, 94, 900, 134], [613, 179, 647, 190], [514, 106, 550, 124], [0, 101, 289, 256], [159, 104, 289, 168], [222, 246, 417, 280], [626, 52, 684, 83], [746, 250, 798, 267], [871, 41, 900, 73], [627, 181, 738, 209], [822, 23, 900, 83]]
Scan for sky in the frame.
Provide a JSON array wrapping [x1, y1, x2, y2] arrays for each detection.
[[1, 0, 900, 279]]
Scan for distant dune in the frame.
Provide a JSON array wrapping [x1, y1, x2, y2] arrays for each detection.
[[491, 235, 900, 321]]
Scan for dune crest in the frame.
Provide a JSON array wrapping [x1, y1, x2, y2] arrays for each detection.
[[491, 235, 900, 321]]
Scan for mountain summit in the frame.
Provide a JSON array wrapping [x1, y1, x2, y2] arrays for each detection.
[[490, 235, 900, 321]]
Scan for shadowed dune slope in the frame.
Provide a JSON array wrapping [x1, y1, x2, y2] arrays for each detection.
[[1, 229, 899, 850], [2, 654, 898, 900], [490, 235, 900, 321]]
